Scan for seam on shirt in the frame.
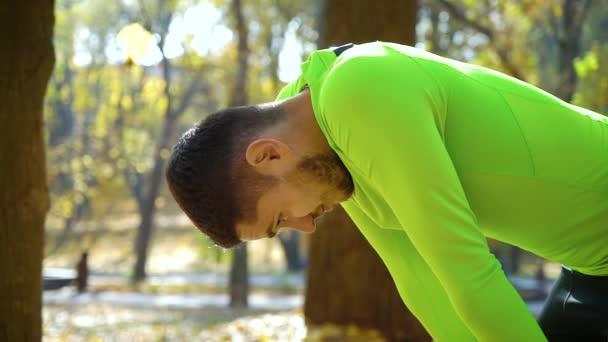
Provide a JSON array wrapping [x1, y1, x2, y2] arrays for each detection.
[[493, 90, 537, 176], [404, 53, 449, 138], [404, 51, 539, 177], [392, 47, 537, 177]]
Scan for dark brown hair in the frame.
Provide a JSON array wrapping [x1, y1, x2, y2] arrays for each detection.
[[166, 105, 286, 248]]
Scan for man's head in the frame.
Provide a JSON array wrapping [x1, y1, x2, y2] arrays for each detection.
[[166, 95, 354, 248]]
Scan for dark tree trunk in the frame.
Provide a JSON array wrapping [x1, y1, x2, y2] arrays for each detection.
[[131, 1, 204, 281], [132, 41, 197, 281], [554, 0, 591, 102], [509, 245, 522, 275], [318, 0, 417, 47], [305, 1, 431, 341], [132, 49, 175, 282], [228, 0, 251, 308], [0, 1, 55, 340], [229, 246, 249, 307], [229, 0, 250, 108], [132, 139, 170, 282], [306, 208, 430, 341], [278, 232, 304, 272]]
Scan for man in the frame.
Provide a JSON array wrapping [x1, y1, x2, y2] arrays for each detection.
[[166, 42, 608, 341]]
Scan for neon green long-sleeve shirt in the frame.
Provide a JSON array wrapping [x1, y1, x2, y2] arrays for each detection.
[[276, 42, 608, 341]]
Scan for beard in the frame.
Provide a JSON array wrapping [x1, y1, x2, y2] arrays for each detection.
[[294, 152, 355, 200]]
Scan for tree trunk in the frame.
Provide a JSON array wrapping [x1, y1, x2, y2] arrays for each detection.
[[305, 1, 431, 341], [554, 0, 591, 102], [132, 43, 181, 282], [509, 245, 522, 275], [318, 0, 417, 48], [229, 246, 249, 307], [306, 208, 430, 341], [0, 1, 55, 340], [228, 0, 251, 307], [278, 231, 304, 272]]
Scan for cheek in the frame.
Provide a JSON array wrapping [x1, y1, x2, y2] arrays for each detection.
[[284, 187, 319, 217]]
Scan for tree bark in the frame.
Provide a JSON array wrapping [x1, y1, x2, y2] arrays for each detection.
[[278, 231, 304, 272], [306, 208, 430, 341], [0, 1, 55, 340], [131, 38, 200, 281], [553, 0, 591, 102], [229, 245, 249, 307], [130, 0, 204, 281], [305, 1, 431, 341], [319, 0, 417, 47], [228, 0, 250, 108], [228, 0, 251, 308], [132, 52, 175, 282]]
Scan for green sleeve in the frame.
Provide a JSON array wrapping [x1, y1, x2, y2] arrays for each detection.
[[342, 201, 477, 341], [321, 52, 547, 341]]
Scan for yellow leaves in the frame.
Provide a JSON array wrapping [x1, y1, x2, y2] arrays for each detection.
[[160, 148, 171, 160], [135, 163, 147, 174], [100, 164, 115, 179], [109, 147, 120, 159], [121, 96, 134, 112], [82, 155, 94, 168], [462, 0, 476, 8], [117, 23, 156, 61], [552, 3, 562, 17], [71, 158, 83, 174], [574, 45, 599, 78], [572, 43, 608, 113], [117, 158, 127, 170], [197, 311, 307, 341], [56, 196, 74, 218], [195, 310, 387, 342], [142, 79, 166, 103], [307, 323, 385, 342]]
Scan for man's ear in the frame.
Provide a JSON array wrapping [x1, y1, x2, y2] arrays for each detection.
[[245, 139, 291, 173]]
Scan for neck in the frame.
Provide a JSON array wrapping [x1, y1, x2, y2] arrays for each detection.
[[276, 89, 331, 156]]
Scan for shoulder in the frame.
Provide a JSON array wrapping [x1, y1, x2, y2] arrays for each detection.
[[319, 43, 441, 120], [320, 43, 437, 104]]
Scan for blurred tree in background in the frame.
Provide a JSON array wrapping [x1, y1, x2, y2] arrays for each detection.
[[226, 0, 250, 308]]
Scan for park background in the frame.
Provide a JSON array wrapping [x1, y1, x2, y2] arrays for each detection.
[[2, 0, 608, 341]]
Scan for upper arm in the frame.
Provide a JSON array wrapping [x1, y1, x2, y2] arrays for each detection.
[[320, 51, 492, 285]]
